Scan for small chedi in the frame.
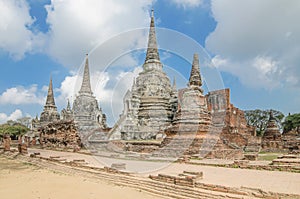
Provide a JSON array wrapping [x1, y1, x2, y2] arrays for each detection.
[[39, 77, 60, 124], [170, 53, 211, 133], [61, 100, 73, 121], [261, 112, 283, 151]]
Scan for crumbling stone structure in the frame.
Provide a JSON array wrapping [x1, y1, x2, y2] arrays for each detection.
[[282, 130, 300, 151], [39, 120, 81, 150], [261, 112, 283, 151], [206, 89, 259, 152]]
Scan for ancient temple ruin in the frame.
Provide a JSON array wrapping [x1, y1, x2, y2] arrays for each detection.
[[27, 10, 300, 159], [61, 99, 73, 121], [72, 54, 107, 132], [40, 77, 60, 124], [169, 54, 211, 134], [110, 11, 177, 140], [261, 112, 283, 151]]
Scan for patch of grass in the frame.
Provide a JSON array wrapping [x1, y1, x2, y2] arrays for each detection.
[[258, 154, 279, 161]]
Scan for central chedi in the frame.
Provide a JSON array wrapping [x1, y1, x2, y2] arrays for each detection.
[[72, 54, 107, 133], [112, 11, 177, 140]]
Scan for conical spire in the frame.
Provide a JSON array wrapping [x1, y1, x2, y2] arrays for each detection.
[[269, 111, 275, 121], [144, 9, 161, 65], [79, 54, 93, 95], [188, 53, 203, 90], [66, 99, 71, 111], [172, 76, 177, 91], [45, 76, 56, 107]]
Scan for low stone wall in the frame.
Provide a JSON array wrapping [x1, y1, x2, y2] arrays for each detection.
[[125, 141, 160, 153], [149, 171, 203, 187], [205, 149, 244, 160]]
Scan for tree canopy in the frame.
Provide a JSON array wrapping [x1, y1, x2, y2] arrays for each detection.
[[244, 109, 284, 136], [0, 121, 29, 138], [283, 113, 300, 133]]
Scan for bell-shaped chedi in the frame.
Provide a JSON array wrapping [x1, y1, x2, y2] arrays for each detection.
[[109, 10, 177, 140], [188, 54, 203, 92], [72, 54, 107, 132], [40, 76, 60, 123], [157, 54, 213, 158], [261, 111, 283, 151], [170, 53, 211, 133], [61, 99, 74, 121], [263, 112, 282, 139]]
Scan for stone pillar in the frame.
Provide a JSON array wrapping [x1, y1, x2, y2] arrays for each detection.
[[18, 135, 22, 153], [20, 143, 28, 154], [31, 137, 37, 146], [17, 135, 28, 154], [3, 134, 11, 151]]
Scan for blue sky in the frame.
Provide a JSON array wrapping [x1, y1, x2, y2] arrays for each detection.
[[0, 0, 299, 125]]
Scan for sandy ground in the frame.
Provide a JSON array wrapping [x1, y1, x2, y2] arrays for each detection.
[[0, 157, 159, 199], [25, 148, 300, 195]]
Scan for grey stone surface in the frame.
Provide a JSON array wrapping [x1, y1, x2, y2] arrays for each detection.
[[40, 77, 60, 123], [109, 11, 177, 140], [72, 54, 107, 133]]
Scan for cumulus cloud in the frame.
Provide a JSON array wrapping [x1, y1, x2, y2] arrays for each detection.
[[169, 0, 203, 9], [56, 64, 142, 125], [56, 70, 111, 105], [0, 85, 44, 105], [0, 0, 44, 59], [206, 0, 300, 89], [0, 109, 23, 124], [45, 0, 153, 68]]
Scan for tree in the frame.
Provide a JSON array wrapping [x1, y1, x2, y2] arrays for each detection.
[[17, 117, 32, 128], [244, 109, 284, 136], [0, 122, 29, 139], [282, 113, 300, 133]]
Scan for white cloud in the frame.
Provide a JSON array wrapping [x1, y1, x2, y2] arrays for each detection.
[[170, 0, 203, 9], [56, 66, 142, 125], [0, 109, 23, 124], [0, 0, 43, 59], [0, 85, 44, 105], [56, 70, 112, 105], [212, 55, 280, 89], [206, 0, 300, 89], [45, 0, 153, 69]]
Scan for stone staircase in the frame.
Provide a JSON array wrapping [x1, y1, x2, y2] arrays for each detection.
[[272, 154, 300, 166]]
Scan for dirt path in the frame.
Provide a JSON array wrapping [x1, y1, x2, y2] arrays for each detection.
[[0, 156, 161, 199], [27, 148, 300, 195]]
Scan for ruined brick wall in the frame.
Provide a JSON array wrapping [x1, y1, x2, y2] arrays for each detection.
[[206, 88, 230, 113], [206, 89, 248, 128], [282, 130, 300, 151], [206, 89, 257, 149], [39, 120, 81, 149]]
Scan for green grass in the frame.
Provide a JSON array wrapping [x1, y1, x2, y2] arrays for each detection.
[[258, 154, 280, 161]]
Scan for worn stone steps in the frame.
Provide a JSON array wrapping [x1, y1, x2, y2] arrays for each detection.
[[34, 157, 248, 199]]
